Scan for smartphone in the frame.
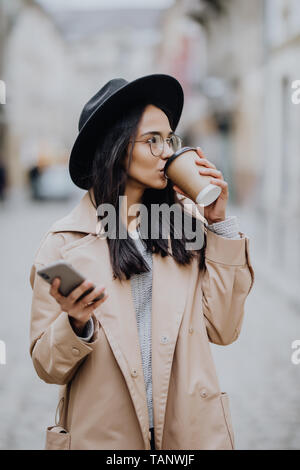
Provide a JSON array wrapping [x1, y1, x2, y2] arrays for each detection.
[[37, 260, 105, 303]]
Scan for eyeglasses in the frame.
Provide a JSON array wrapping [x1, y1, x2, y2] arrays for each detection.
[[131, 134, 183, 158]]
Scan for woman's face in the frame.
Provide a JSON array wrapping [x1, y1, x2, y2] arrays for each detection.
[[124, 104, 174, 190]]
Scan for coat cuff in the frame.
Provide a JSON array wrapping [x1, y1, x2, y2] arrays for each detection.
[[52, 311, 100, 358], [205, 228, 249, 266], [75, 317, 95, 343], [207, 216, 240, 239]]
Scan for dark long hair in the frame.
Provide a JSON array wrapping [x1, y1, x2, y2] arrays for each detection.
[[89, 101, 206, 281]]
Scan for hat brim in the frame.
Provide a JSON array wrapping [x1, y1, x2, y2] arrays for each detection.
[[69, 74, 184, 189]]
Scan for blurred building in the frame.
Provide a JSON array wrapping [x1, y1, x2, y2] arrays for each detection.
[[181, 0, 265, 206], [157, 0, 207, 141], [2, 1, 174, 190], [184, 0, 300, 302], [50, 7, 166, 149], [261, 0, 300, 291], [156, 0, 266, 206], [4, 0, 68, 188], [0, 0, 24, 195]]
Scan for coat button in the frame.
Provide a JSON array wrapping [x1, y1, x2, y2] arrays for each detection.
[[131, 369, 138, 378], [189, 327, 194, 334], [72, 347, 80, 356], [200, 388, 208, 398], [160, 335, 169, 344]]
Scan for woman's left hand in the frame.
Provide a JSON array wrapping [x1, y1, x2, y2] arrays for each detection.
[[173, 147, 229, 225]]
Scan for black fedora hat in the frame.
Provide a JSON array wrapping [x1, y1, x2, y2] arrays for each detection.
[[69, 74, 184, 189]]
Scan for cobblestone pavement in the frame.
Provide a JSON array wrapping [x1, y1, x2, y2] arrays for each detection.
[[0, 190, 299, 449]]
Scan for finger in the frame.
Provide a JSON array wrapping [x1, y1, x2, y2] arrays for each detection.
[[79, 286, 106, 306], [68, 280, 95, 303], [49, 278, 64, 302], [198, 168, 223, 179], [209, 178, 228, 192], [49, 277, 60, 291], [84, 293, 109, 313], [194, 158, 217, 170], [196, 146, 205, 158], [173, 186, 190, 200], [173, 185, 185, 196]]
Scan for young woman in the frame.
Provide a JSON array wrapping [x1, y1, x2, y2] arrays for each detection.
[[29, 74, 254, 450]]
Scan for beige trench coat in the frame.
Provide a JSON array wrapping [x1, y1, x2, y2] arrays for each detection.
[[29, 191, 254, 450]]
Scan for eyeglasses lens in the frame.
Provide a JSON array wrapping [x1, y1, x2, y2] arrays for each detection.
[[150, 135, 182, 157]]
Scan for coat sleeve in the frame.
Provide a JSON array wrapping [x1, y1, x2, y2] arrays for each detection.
[[201, 228, 255, 346], [29, 232, 100, 385]]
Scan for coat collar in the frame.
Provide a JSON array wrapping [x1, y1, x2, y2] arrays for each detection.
[[50, 190, 98, 235]]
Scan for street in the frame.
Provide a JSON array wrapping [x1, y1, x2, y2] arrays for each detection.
[[0, 190, 300, 449]]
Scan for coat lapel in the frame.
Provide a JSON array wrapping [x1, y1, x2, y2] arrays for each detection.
[[151, 249, 191, 449], [50, 190, 192, 449]]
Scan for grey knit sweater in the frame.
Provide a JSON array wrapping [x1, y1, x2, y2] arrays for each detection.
[[128, 228, 154, 427], [76, 216, 241, 430]]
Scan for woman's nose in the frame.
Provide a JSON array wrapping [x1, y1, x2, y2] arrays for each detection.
[[161, 144, 173, 160]]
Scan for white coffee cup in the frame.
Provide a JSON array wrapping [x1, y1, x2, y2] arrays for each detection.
[[164, 147, 221, 206]]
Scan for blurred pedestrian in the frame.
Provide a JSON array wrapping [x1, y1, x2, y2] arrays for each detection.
[[28, 165, 41, 200]]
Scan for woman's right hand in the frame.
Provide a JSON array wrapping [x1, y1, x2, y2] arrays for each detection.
[[49, 278, 108, 335]]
